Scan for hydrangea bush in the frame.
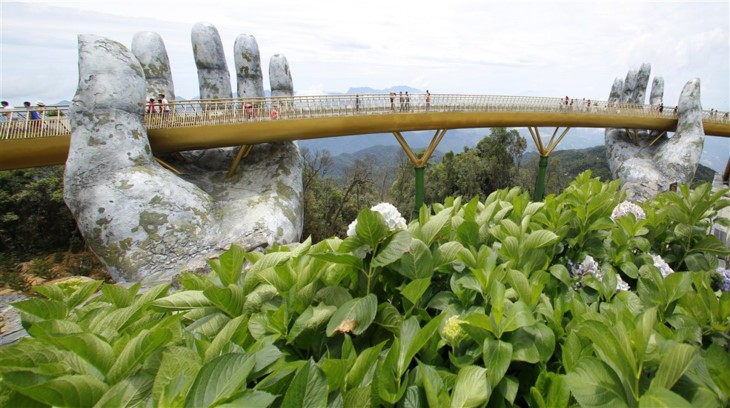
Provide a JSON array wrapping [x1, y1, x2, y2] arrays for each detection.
[[1, 171, 729, 407]]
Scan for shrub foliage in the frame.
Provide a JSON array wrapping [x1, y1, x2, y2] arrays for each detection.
[[1, 171, 729, 407]]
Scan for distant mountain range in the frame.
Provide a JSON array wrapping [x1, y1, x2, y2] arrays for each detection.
[[314, 144, 717, 187]]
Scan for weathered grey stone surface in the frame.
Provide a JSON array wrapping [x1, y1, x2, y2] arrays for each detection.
[[605, 64, 704, 201], [234, 34, 265, 99], [191, 22, 232, 100], [65, 34, 303, 283], [131, 31, 175, 101], [269, 54, 293, 97], [649, 77, 664, 107]]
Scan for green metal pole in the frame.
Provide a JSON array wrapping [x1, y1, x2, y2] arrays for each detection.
[[415, 166, 425, 214], [534, 155, 549, 201]]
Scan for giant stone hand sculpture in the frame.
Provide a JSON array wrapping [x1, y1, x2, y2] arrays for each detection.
[[605, 63, 704, 201], [64, 24, 303, 283]]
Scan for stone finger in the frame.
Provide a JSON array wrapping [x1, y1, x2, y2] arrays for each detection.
[[192, 22, 232, 100], [132, 31, 175, 101]]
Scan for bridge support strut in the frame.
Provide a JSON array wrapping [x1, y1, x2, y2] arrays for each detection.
[[392, 129, 448, 214], [226, 145, 255, 178], [527, 126, 571, 201]]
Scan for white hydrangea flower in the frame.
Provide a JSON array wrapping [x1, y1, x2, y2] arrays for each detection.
[[370, 202, 407, 231], [650, 254, 674, 277], [571, 255, 602, 279], [616, 275, 631, 291], [347, 202, 407, 237], [611, 201, 646, 221], [346, 219, 358, 237]]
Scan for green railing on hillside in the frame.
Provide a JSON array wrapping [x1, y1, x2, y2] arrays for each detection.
[[2, 94, 728, 140]]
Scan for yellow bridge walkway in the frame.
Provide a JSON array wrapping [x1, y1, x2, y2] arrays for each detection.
[[1, 93, 729, 170]]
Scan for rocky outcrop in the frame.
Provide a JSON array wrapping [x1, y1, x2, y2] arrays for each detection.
[[234, 34, 265, 99], [605, 64, 704, 201], [191, 22, 232, 100], [131, 32, 175, 101], [64, 32, 302, 283]]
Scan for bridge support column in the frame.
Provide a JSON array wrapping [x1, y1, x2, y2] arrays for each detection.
[[226, 144, 255, 178], [534, 155, 549, 201], [415, 166, 425, 212], [527, 126, 570, 201], [393, 129, 447, 215]]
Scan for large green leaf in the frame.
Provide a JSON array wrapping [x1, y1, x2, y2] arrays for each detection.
[[638, 387, 693, 408], [483, 338, 512, 386], [507, 323, 555, 363], [151, 290, 213, 311], [310, 252, 363, 267], [522, 230, 559, 250], [355, 208, 388, 248], [399, 314, 446, 377], [92, 373, 153, 408], [346, 341, 387, 390], [704, 344, 730, 398], [288, 304, 337, 343], [208, 244, 246, 286], [375, 302, 403, 334], [530, 371, 569, 408], [326, 294, 378, 336], [106, 325, 174, 383], [186, 311, 230, 338], [3, 372, 108, 407], [449, 365, 490, 408], [394, 239, 434, 280], [152, 347, 201, 404], [203, 284, 245, 317], [433, 242, 464, 271], [415, 207, 453, 245], [371, 230, 411, 268], [204, 315, 248, 363], [216, 390, 278, 408], [64, 279, 104, 310], [281, 359, 328, 408], [13, 298, 68, 320], [401, 278, 431, 306], [498, 300, 535, 336], [43, 332, 115, 375], [248, 251, 293, 276], [100, 282, 139, 308], [566, 357, 629, 408], [184, 353, 255, 408], [650, 343, 698, 390]]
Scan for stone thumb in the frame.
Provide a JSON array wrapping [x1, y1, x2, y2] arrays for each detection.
[[66, 34, 153, 178]]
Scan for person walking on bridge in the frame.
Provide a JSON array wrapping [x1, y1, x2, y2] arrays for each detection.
[[426, 90, 431, 111], [1, 101, 12, 121], [405, 92, 410, 111], [399, 92, 404, 111]]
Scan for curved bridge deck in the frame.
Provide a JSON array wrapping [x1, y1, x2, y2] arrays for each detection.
[[1, 94, 728, 170]]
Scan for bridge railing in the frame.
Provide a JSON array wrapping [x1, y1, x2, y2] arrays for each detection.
[[0, 106, 72, 140], [2, 95, 728, 140]]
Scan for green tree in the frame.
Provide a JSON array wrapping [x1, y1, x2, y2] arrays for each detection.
[[0, 167, 83, 263]]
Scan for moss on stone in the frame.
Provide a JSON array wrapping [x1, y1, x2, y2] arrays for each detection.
[[118, 180, 134, 190], [139, 211, 168, 240]]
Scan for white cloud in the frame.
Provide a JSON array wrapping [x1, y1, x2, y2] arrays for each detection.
[[0, 0, 727, 113]]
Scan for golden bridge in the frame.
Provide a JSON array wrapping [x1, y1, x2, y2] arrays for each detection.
[[2, 93, 729, 174]]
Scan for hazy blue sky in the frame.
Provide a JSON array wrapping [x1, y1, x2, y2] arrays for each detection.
[[1, 0, 728, 112]]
